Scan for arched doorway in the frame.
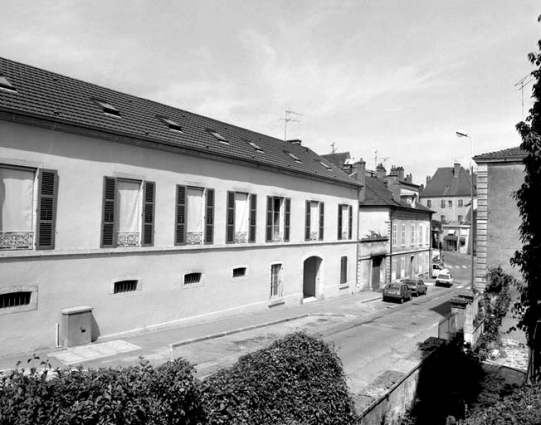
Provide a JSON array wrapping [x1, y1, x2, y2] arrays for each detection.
[[303, 256, 322, 299]]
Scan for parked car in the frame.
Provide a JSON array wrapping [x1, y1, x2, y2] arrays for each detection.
[[431, 263, 449, 278], [435, 273, 454, 287], [401, 278, 427, 296], [382, 282, 412, 304]]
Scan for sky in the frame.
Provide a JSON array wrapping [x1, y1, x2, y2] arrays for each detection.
[[1, 1, 539, 185]]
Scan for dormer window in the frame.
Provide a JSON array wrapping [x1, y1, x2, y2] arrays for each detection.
[[283, 150, 301, 163], [92, 98, 120, 117], [157, 116, 183, 132], [244, 139, 264, 153], [0, 75, 16, 93], [206, 128, 228, 144]]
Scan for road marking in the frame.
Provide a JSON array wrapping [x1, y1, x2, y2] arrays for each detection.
[[457, 285, 464, 288]]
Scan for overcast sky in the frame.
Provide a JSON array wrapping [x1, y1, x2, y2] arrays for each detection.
[[1, 1, 539, 184]]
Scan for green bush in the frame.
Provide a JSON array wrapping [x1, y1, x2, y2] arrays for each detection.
[[201, 332, 357, 424], [0, 357, 207, 425]]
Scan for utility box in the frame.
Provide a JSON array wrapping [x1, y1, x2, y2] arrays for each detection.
[[61, 306, 93, 347]]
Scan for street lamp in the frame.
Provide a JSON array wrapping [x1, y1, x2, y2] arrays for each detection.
[[455, 131, 475, 292]]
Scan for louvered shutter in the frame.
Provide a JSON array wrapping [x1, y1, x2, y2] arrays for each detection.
[[305, 201, 311, 241], [226, 191, 235, 243], [36, 169, 58, 250], [284, 198, 291, 242], [266, 196, 272, 242], [337, 204, 343, 240], [319, 202, 324, 241], [175, 185, 186, 245], [249, 194, 257, 243], [142, 181, 155, 246], [101, 177, 116, 247], [340, 256, 348, 284], [205, 189, 214, 244], [348, 205, 353, 239]]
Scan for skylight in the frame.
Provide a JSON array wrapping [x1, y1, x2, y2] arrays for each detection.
[[244, 139, 264, 153], [206, 128, 228, 144], [0, 75, 16, 92], [157, 115, 183, 132], [316, 159, 332, 170], [284, 150, 302, 163], [92, 98, 120, 117]]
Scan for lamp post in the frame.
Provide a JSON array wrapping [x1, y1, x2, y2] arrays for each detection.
[[456, 131, 475, 292]]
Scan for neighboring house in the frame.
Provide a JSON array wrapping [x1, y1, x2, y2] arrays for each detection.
[[326, 158, 433, 291], [473, 147, 526, 290], [420, 163, 477, 253], [0, 57, 361, 357], [321, 151, 352, 170]]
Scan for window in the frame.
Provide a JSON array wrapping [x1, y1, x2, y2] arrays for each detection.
[[441, 200, 445, 208], [270, 264, 283, 299], [184, 272, 202, 285], [441, 215, 446, 224], [266, 196, 290, 242], [427, 200, 432, 208], [283, 150, 302, 163], [401, 224, 406, 246], [227, 192, 256, 243], [101, 177, 155, 247], [0, 291, 31, 308], [337, 204, 353, 240], [340, 256, 348, 284], [448, 200, 452, 208], [315, 160, 332, 171], [244, 139, 264, 153], [305, 200, 324, 241], [419, 226, 423, 247], [458, 215, 464, 223], [157, 115, 182, 132], [233, 267, 247, 278], [175, 185, 214, 245], [0, 74, 16, 92], [0, 286, 38, 314], [458, 199, 464, 208], [206, 128, 228, 144], [114, 280, 138, 294], [410, 224, 415, 246], [400, 257, 406, 278], [0, 166, 58, 250], [92, 98, 120, 117], [392, 224, 397, 247]]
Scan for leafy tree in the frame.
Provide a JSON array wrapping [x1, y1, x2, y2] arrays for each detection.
[[511, 16, 541, 350]]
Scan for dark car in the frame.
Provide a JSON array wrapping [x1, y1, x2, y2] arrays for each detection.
[[382, 282, 411, 304], [401, 278, 427, 296]]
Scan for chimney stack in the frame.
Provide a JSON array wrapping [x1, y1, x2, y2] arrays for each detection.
[[454, 162, 460, 178], [376, 163, 386, 181], [287, 139, 302, 146], [354, 159, 366, 202], [387, 175, 401, 203], [426, 175, 432, 186]]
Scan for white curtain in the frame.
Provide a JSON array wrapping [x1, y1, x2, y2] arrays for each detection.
[[117, 179, 140, 233], [0, 167, 34, 232], [341, 205, 349, 235], [187, 187, 204, 232], [234, 192, 249, 234], [310, 201, 319, 236]]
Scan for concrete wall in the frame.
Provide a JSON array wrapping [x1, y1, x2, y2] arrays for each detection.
[[0, 120, 358, 356]]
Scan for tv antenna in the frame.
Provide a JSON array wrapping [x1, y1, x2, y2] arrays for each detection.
[[374, 150, 390, 169], [331, 142, 337, 154], [280, 109, 302, 141], [515, 74, 533, 120]]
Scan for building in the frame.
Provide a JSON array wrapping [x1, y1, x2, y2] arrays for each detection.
[[420, 163, 477, 253], [0, 57, 361, 357], [473, 147, 526, 290]]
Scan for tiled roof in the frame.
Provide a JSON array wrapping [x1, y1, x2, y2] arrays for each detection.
[[321, 152, 351, 168], [0, 57, 359, 188], [420, 165, 475, 198], [473, 146, 526, 162], [362, 176, 432, 213]]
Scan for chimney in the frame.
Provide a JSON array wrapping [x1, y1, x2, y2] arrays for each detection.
[[397, 167, 404, 181], [387, 175, 401, 203], [454, 162, 460, 178], [353, 159, 366, 202], [287, 139, 302, 146], [376, 163, 386, 181], [426, 175, 432, 186], [405, 173, 412, 183]]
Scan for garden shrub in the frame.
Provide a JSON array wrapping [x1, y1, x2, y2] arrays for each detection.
[[201, 332, 357, 425]]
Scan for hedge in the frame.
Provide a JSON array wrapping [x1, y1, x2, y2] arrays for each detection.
[[0, 332, 357, 424]]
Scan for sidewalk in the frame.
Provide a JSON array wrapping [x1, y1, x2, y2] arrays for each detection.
[[0, 290, 382, 373]]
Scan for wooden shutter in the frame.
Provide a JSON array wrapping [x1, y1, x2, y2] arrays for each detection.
[[249, 194, 257, 243], [266, 196, 272, 242], [175, 185, 186, 245], [284, 198, 291, 242], [340, 256, 348, 284], [226, 191, 235, 243], [205, 189, 214, 244], [348, 205, 353, 239], [142, 181, 155, 246], [319, 202, 324, 241], [305, 201, 311, 241], [36, 169, 58, 250], [337, 204, 343, 240], [101, 177, 116, 247]]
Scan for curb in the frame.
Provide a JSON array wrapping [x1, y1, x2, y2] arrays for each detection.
[[359, 295, 381, 304]]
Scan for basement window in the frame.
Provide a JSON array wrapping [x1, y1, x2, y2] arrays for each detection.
[[0, 75, 16, 92], [244, 139, 264, 153], [0, 291, 31, 309], [114, 280, 138, 294], [283, 150, 301, 163], [232, 267, 247, 278], [157, 115, 183, 132], [206, 128, 229, 144], [92, 98, 121, 117], [184, 272, 202, 285]]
